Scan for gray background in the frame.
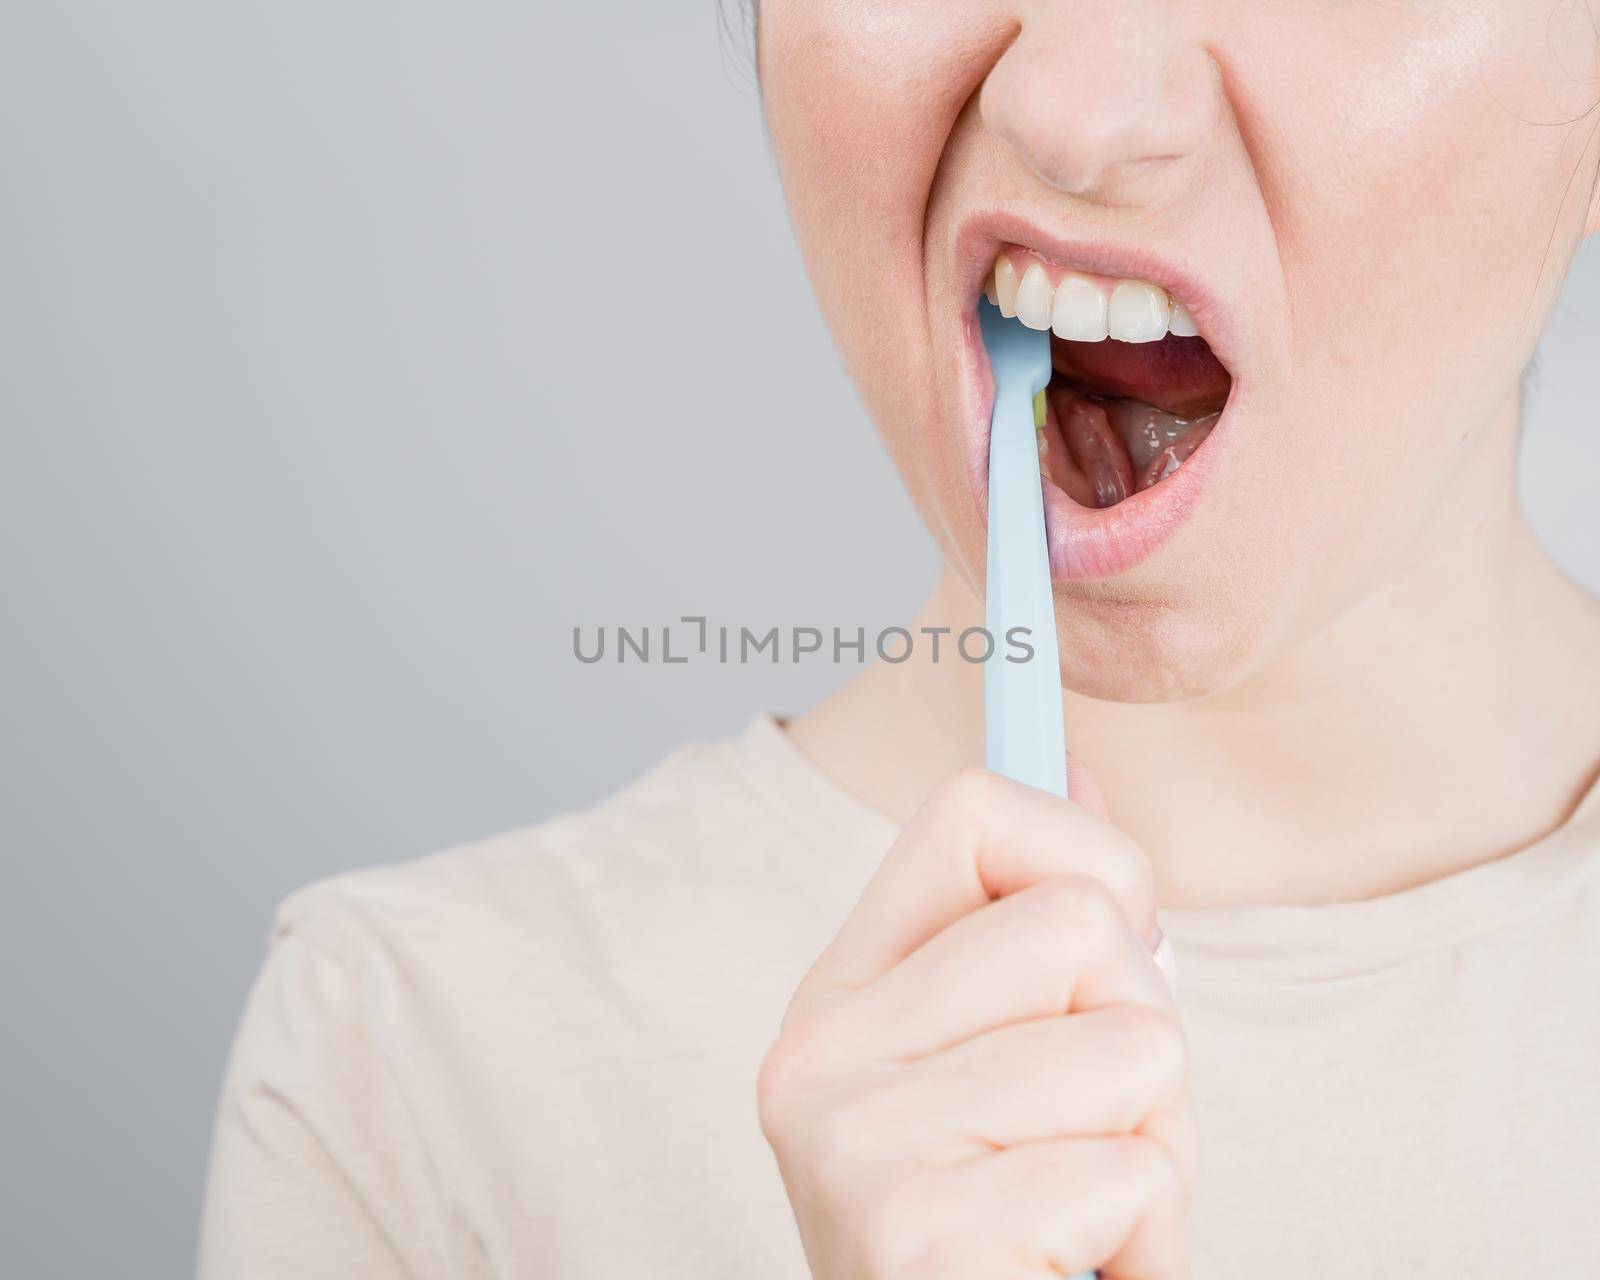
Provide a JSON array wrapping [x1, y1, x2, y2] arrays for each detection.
[[0, 4, 1594, 1276]]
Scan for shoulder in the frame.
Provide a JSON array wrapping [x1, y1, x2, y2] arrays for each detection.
[[266, 715, 891, 1026], [206, 718, 892, 1275]]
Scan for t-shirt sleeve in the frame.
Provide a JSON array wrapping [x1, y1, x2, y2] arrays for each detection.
[[198, 921, 447, 1279]]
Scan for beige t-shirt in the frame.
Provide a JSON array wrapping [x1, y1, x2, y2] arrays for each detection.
[[199, 716, 1600, 1278]]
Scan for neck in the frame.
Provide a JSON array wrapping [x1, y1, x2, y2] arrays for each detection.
[[790, 400, 1600, 908]]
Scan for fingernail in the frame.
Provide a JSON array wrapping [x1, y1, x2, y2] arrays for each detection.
[[1151, 931, 1178, 990]]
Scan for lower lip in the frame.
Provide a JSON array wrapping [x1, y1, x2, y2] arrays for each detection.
[[961, 308, 1234, 580]]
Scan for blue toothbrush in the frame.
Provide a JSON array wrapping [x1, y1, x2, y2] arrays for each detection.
[[981, 300, 1069, 801], [980, 301, 1093, 1280]]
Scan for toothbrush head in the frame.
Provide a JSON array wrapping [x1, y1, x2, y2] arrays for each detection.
[[979, 299, 1052, 402]]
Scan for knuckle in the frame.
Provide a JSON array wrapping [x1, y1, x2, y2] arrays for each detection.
[[925, 766, 999, 830], [1122, 1135, 1185, 1207], [856, 1177, 932, 1277], [1099, 832, 1158, 914], [756, 1008, 850, 1141], [1118, 1005, 1191, 1096], [1036, 875, 1123, 946], [1159, 1103, 1203, 1197], [755, 1040, 799, 1141]]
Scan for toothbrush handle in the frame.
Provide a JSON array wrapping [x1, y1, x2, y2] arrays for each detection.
[[984, 378, 1069, 801], [985, 371, 1095, 1280]]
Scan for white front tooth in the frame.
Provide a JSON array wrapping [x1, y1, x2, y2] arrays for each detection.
[[984, 274, 999, 305], [994, 257, 1020, 318], [1169, 298, 1199, 338], [1014, 264, 1054, 330], [1051, 274, 1109, 342], [1108, 280, 1171, 343]]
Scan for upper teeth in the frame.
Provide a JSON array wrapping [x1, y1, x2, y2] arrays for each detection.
[[986, 253, 1198, 343]]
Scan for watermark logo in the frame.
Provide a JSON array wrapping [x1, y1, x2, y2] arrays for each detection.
[[573, 616, 1036, 665]]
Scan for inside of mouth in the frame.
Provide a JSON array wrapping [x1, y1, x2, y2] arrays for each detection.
[[1043, 332, 1228, 512], [1041, 329, 1232, 509]]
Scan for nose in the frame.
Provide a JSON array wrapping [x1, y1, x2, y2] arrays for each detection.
[[980, 1, 1217, 203]]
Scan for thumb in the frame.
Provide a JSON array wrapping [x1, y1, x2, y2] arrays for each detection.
[[1069, 749, 1176, 980], [1066, 749, 1111, 821]]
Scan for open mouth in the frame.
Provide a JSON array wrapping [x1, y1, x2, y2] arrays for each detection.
[[985, 247, 1234, 510]]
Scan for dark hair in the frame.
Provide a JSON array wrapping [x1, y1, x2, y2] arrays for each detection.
[[717, 0, 759, 83]]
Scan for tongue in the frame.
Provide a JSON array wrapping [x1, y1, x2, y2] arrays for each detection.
[[1047, 385, 1218, 508], [1106, 398, 1220, 484], [1135, 419, 1211, 491]]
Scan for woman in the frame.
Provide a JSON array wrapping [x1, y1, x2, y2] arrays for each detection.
[[200, 2, 1600, 1276]]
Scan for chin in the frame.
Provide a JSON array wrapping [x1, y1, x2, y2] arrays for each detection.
[[1053, 588, 1269, 703]]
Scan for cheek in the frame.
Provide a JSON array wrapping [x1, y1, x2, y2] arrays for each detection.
[[1244, 2, 1591, 420], [759, 1, 1013, 558], [760, 1, 977, 286], [1188, 3, 1596, 605], [760, 1, 1003, 237], [759, 3, 1008, 352]]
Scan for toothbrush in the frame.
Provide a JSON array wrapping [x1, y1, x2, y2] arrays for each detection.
[[981, 300, 1069, 800], [980, 301, 1093, 1280]]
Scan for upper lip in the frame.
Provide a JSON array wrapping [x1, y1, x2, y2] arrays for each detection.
[[954, 208, 1241, 376]]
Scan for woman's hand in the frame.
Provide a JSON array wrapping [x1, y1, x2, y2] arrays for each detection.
[[758, 766, 1193, 1279]]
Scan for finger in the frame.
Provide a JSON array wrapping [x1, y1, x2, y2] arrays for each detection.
[[883, 1008, 1198, 1194], [806, 767, 1155, 996], [884, 1136, 1189, 1279], [1067, 751, 1109, 820], [838, 874, 1174, 1059]]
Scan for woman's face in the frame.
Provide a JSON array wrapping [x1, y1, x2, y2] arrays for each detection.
[[759, 0, 1600, 701]]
